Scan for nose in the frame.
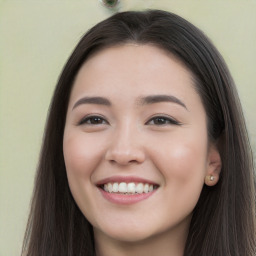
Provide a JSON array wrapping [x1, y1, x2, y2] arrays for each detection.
[[104, 125, 146, 166]]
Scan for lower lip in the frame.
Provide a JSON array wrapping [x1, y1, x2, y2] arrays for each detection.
[[99, 188, 157, 205]]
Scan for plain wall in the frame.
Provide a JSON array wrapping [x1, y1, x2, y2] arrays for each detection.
[[0, 0, 255, 255]]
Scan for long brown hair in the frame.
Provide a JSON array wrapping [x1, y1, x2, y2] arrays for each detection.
[[22, 10, 255, 256]]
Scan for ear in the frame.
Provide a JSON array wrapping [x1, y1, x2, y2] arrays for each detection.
[[205, 144, 222, 186]]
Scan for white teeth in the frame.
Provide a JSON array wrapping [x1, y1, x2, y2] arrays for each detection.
[[102, 182, 157, 194], [118, 182, 127, 193], [107, 183, 113, 193], [127, 182, 136, 193], [136, 183, 144, 194], [112, 182, 119, 192], [144, 183, 149, 193]]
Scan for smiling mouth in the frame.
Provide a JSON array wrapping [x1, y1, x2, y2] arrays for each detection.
[[99, 182, 159, 195]]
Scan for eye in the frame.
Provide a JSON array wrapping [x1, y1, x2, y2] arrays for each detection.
[[78, 115, 108, 125], [146, 116, 181, 126]]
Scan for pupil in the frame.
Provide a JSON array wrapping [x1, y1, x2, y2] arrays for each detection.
[[156, 118, 165, 124], [92, 117, 102, 124]]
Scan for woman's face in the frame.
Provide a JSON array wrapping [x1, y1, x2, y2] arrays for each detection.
[[63, 44, 220, 244]]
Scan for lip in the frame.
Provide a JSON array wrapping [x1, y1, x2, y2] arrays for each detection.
[[96, 175, 159, 205]]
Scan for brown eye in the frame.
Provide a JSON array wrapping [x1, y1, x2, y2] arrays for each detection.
[[146, 116, 181, 126], [153, 117, 169, 125], [79, 116, 108, 125]]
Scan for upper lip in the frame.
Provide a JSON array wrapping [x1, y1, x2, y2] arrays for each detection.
[[96, 175, 159, 186]]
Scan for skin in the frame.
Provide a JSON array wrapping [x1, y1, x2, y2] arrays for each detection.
[[63, 44, 221, 256]]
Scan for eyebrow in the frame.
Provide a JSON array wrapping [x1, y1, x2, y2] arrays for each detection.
[[72, 94, 187, 110], [138, 95, 187, 110], [72, 96, 111, 110]]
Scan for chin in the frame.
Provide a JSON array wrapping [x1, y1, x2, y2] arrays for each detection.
[[95, 222, 158, 243]]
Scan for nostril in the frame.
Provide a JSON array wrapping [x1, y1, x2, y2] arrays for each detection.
[[109, 159, 138, 165], [105, 138, 146, 165], [106, 151, 145, 165]]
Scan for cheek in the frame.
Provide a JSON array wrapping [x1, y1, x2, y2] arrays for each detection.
[[63, 132, 103, 176], [150, 134, 208, 184], [151, 138, 208, 219], [62, 131, 106, 203]]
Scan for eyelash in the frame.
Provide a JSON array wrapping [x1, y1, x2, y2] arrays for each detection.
[[78, 115, 181, 126]]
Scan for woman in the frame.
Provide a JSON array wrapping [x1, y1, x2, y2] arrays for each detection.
[[22, 10, 255, 256]]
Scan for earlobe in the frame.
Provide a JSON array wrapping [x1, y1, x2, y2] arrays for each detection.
[[205, 174, 219, 186], [205, 144, 222, 186]]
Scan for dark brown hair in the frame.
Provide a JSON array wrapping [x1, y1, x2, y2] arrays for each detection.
[[22, 10, 255, 256]]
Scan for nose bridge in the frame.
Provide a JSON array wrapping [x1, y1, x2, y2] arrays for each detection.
[[105, 120, 145, 165]]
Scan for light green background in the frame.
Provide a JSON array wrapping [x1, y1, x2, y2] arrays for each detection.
[[0, 1, 255, 255]]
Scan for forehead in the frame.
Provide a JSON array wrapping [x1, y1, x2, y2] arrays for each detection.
[[72, 44, 196, 95], [83, 43, 189, 75]]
